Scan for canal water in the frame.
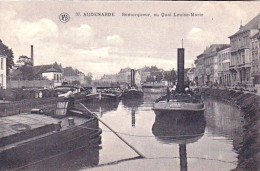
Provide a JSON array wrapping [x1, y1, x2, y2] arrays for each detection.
[[21, 92, 246, 171]]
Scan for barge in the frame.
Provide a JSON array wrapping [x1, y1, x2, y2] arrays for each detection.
[[86, 88, 122, 102], [122, 88, 144, 99], [153, 93, 205, 113], [122, 69, 144, 99], [0, 100, 102, 170]]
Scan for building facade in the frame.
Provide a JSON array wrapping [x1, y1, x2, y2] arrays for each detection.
[[217, 47, 231, 86], [0, 51, 7, 89], [63, 67, 86, 85], [100, 74, 118, 83], [194, 54, 205, 85], [33, 62, 63, 87], [195, 44, 229, 86], [229, 13, 260, 87], [251, 31, 260, 86], [118, 67, 131, 83], [187, 68, 195, 83]]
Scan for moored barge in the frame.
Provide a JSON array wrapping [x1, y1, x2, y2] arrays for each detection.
[[0, 101, 101, 170], [122, 69, 144, 99], [86, 88, 122, 102]]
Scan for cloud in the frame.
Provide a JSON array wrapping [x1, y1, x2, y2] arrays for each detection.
[[106, 34, 124, 47], [16, 18, 58, 44], [62, 24, 94, 48], [187, 27, 216, 47]]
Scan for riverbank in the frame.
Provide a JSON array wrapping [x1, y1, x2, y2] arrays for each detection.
[[200, 88, 260, 170]]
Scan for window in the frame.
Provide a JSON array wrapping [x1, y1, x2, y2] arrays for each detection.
[[0, 74, 3, 87]]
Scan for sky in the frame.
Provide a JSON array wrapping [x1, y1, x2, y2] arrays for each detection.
[[0, 1, 259, 79]]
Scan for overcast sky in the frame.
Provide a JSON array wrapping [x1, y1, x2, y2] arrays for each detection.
[[0, 1, 259, 78]]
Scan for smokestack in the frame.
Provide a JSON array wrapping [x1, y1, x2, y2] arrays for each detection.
[[177, 48, 185, 93], [31, 45, 34, 66], [131, 69, 135, 87]]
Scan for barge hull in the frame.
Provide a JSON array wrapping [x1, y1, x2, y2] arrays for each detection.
[[0, 117, 101, 170]]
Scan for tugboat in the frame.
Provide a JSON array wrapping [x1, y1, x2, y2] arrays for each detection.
[[153, 45, 205, 114], [0, 99, 102, 170], [122, 69, 144, 99]]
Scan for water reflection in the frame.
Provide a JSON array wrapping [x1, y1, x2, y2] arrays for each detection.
[[122, 97, 144, 109], [152, 112, 206, 171], [131, 109, 136, 127], [83, 101, 120, 116], [204, 98, 244, 140]]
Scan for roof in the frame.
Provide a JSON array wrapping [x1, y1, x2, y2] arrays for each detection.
[[119, 67, 131, 73], [63, 67, 77, 76], [33, 62, 63, 75], [203, 44, 230, 58], [251, 31, 260, 39], [229, 13, 260, 38]]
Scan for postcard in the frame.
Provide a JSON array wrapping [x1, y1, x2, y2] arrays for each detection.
[[0, 1, 259, 171]]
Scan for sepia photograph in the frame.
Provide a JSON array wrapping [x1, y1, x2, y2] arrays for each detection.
[[0, 1, 259, 170]]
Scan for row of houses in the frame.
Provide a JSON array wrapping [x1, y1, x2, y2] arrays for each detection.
[[26, 63, 87, 88], [100, 67, 151, 86], [188, 13, 260, 90], [0, 45, 88, 89]]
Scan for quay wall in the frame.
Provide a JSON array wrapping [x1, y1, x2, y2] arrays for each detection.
[[199, 88, 260, 170], [0, 92, 87, 117], [7, 80, 54, 89]]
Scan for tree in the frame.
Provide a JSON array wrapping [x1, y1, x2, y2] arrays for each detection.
[[0, 40, 15, 75], [163, 69, 177, 85], [155, 72, 163, 82], [146, 75, 155, 82], [71, 80, 80, 85], [12, 56, 34, 80], [85, 72, 93, 84]]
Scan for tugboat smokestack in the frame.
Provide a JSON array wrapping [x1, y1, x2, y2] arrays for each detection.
[[177, 48, 185, 93], [131, 69, 135, 87]]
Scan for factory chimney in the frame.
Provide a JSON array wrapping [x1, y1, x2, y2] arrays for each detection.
[[176, 41, 185, 93], [31, 45, 34, 66]]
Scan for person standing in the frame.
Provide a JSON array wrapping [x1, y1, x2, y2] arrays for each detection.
[[166, 87, 170, 102], [64, 88, 75, 108]]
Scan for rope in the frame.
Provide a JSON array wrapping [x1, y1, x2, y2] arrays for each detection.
[[76, 125, 205, 138], [80, 103, 145, 158], [145, 156, 237, 164]]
